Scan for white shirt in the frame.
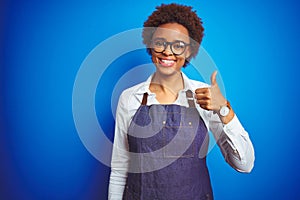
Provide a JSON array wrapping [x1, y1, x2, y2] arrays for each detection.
[[108, 72, 255, 200]]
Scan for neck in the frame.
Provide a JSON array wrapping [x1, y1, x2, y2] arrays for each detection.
[[150, 71, 184, 95]]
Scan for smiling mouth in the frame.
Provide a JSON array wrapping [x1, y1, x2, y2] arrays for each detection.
[[158, 58, 176, 67]]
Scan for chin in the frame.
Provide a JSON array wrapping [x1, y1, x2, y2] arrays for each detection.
[[155, 64, 181, 76]]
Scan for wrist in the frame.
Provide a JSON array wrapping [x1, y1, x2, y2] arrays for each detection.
[[217, 101, 234, 124], [219, 101, 231, 116]]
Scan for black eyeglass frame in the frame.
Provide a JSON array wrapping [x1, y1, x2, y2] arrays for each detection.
[[150, 38, 191, 56]]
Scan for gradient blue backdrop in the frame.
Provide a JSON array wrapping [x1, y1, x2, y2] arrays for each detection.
[[1, 0, 300, 199]]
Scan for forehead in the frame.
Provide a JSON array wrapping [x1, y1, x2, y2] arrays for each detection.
[[152, 23, 190, 42]]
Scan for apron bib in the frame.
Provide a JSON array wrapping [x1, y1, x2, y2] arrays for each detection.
[[123, 91, 213, 200]]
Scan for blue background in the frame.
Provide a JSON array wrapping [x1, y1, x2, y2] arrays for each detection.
[[1, 0, 300, 199]]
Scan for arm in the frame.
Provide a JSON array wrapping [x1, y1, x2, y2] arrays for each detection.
[[108, 93, 130, 199], [209, 112, 255, 172], [195, 71, 255, 172]]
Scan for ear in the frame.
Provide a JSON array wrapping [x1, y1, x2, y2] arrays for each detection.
[[185, 46, 192, 60]]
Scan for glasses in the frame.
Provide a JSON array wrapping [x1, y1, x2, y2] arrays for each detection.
[[150, 38, 190, 56]]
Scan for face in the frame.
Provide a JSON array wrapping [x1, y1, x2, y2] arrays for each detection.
[[151, 23, 191, 76]]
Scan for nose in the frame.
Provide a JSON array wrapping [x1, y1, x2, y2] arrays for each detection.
[[162, 44, 173, 56]]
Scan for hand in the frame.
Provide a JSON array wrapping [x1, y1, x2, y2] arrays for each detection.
[[195, 71, 227, 112]]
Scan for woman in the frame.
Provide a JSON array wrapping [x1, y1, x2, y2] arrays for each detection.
[[109, 3, 254, 200]]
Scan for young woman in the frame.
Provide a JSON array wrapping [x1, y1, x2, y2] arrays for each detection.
[[109, 3, 254, 200]]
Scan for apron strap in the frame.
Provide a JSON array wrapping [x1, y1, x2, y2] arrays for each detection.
[[141, 93, 148, 105], [141, 91, 195, 107], [186, 90, 196, 108]]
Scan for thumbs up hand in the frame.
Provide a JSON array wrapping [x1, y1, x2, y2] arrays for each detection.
[[195, 71, 227, 112]]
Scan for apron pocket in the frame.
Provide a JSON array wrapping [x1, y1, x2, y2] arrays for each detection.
[[163, 123, 196, 158]]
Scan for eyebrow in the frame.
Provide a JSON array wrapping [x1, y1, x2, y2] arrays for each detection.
[[152, 37, 189, 43]]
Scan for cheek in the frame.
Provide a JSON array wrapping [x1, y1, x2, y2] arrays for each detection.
[[151, 53, 158, 64], [151, 54, 156, 63], [176, 56, 187, 68], [177, 56, 186, 63]]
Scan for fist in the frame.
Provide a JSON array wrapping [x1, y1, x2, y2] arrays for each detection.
[[195, 71, 227, 111]]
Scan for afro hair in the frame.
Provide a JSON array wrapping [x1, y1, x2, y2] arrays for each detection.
[[142, 3, 204, 66]]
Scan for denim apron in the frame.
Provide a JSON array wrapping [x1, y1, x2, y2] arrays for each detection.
[[123, 91, 213, 200]]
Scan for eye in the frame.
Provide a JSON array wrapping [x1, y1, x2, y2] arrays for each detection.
[[153, 39, 165, 47], [172, 41, 185, 50]]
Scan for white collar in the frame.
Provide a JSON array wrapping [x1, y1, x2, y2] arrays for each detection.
[[133, 72, 194, 95]]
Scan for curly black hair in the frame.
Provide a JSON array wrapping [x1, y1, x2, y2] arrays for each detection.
[[142, 3, 204, 67]]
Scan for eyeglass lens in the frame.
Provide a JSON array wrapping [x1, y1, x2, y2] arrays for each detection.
[[151, 38, 188, 55]]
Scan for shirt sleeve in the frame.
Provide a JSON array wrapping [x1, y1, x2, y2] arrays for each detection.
[[209, 113, 255, 173], [108, 92, 130, 200]]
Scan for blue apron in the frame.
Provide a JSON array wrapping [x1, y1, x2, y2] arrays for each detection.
[[123, 91, 213, 200]]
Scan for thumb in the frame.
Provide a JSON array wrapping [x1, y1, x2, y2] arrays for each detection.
[[210, 71, 218, 86]]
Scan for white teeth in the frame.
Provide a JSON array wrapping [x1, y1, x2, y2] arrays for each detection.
[[161, 59, 175, 64]]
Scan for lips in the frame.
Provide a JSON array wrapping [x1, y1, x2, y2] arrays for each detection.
[[158, 58, 176, 67]]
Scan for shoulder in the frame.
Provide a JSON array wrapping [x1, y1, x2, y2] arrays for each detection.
[[120, 74, 152, 98], [184, 76, 210, 91], [118, 81, 147, 109], [121, 81, 147, 97]]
